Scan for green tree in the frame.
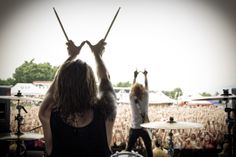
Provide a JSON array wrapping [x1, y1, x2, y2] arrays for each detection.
[[0, 78, 16, 85], [114, 81, 131, 87], [162, 87, 183, 99], [173, 87, 183, 99], [200, 92, 211, 96], [13, 59, 58, 83]]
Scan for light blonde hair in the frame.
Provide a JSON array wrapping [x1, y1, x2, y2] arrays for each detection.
[[130, 83, 146, 101]]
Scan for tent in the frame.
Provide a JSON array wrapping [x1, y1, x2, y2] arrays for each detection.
[[114, 87, 130, 104], [114, 87, 175, 105], [11, 83, 46, 96], [149, 91, 176, 105]]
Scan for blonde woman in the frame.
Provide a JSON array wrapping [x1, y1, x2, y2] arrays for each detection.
[[126, 69, 153, 157]]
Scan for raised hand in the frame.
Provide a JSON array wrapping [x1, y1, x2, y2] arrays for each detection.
[[134, 70, 139, 78], [66, 40, 86, 58], [86, 39, 106, 57], [143, 69, 148, 76]]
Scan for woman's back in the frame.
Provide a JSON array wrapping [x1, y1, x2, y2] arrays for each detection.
[[50, 107, 111, 157]]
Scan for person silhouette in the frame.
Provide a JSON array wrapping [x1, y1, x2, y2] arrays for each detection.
[[126, 69, 153, 157], [39, 39, 117, 157]]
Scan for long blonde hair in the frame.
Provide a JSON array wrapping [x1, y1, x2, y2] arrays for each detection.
[[130, 83, 146, 102]]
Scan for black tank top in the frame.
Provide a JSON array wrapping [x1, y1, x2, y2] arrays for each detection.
[[50, 108, 111, 157]]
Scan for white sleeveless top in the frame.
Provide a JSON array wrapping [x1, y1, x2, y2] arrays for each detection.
[[129, 90, 149, 129]]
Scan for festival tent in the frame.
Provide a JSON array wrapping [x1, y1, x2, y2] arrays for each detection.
[[114, 87, 130, 104], [114, 88, 175, 105], [149, 91, 176, 105], [11, 83, 46, 96], [33, 81, 51, 96]]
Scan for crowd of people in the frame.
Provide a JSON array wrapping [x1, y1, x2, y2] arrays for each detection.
[[9, 102, 227, 155], [112, 104, 226, 152]]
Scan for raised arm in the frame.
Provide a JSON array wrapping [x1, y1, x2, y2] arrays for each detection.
[[143, 70, 148, 90], [87, 39, 117, 119], [86, 39, 109, 81], [133, 70, 139, 84], [87, 39, 114, 101]]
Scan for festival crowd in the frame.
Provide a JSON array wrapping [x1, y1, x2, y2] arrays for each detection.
[[9, 101, 227, 156]]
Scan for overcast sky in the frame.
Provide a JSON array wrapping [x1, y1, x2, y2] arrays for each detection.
[[0, 0, 236, 95]]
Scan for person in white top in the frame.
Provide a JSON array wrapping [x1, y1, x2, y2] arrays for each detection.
[[126, 69, 153, 157]]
